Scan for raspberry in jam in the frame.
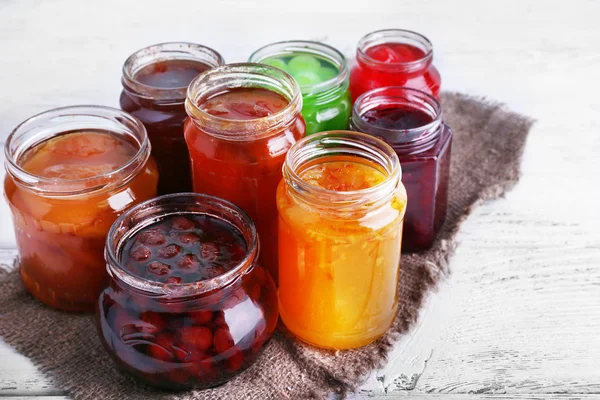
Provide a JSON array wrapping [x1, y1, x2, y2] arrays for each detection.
[[121, 43, 225, 195], [97, 193, 278, 389]]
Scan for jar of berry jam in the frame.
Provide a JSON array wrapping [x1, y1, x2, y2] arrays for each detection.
[[97, 193, 278, 390], [351, 87, 452, 251], [120, 42, 225, 195], [3, 106, 159, 311], [349, 29, 441, 102], [277, 131, 407, 349], [249, 40, 351, 135], [184, 63, 306, 283]]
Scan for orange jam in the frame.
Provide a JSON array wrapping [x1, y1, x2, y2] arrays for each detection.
[[4, 130, 158, 311], [277, 154, 406, 349]]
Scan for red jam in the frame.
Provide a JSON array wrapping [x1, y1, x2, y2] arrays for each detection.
[[121, 44, 224, 195], [185, 69, 306, 283], [351, 87, 452, 251], [97, 205, 278, 390], [134, 60, 210, 89], [122, 215, 247, 283], [349, 30, 441, 102]]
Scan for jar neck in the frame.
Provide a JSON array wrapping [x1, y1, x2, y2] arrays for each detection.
[[121, 42, 225, 105], [4, 106, 151, 197], [282, 131, 401, 215], [248, 40, 350, 105], [185, 63, 302, 141], [356, 29, 433, 74], [351, 87, 443, 156], [105, 193, 259, 299]]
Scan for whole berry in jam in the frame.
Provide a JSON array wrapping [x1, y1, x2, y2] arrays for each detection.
[[122, 214, 247, 284]]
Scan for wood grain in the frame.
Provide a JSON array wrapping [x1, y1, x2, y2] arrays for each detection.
[[0, 0, 599, 398]]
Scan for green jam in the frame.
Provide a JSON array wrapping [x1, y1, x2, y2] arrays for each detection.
[[256, 52, 351, 135]]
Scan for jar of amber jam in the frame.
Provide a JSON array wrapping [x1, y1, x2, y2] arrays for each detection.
[[351, 87, 452, 251], [4, 106, 159, 311], [184, 63, 306, 283], [349, 29, 441, 102], [277, 131, 407, 349], [249, 40, 351, 135], [97, 193, 278, 390], [120, 42, 225, 195]]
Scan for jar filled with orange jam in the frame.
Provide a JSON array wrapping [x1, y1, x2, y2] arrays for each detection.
[[3, 106, 159, 312], [277, 131, 407, 349]]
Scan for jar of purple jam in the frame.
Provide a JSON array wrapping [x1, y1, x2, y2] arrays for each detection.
[[96, 193, 278, 389], [350, 87, 452, 251]]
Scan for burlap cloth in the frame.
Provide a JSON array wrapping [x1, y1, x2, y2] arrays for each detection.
[[0, 92, 532, 399]]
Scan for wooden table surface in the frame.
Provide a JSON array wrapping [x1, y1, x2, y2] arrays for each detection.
[[1, 0, 599, 399]]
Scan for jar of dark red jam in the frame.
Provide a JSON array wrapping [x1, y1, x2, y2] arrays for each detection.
[[249, 40, 351, 135], [97, 193, 278, 390], [120, 42, 225, 195], [349, 29, 441, 102], [184, 63, 306, 283], [4, 106, 158, 311], [350, 87, 452, 251]]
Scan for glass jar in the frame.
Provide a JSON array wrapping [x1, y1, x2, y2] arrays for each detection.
[[3, 106, 158, 311], [249, 40, 351, 135], [120, 42, 225, 195], [277, 131, 407, 349], [184, 63, 306, 283], [349, 29, 441, 102], [351, 87, 452, 251], [97, 193, 278, 390]]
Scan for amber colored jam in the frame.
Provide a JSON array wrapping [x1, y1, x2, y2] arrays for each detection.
[[122, 214, 247, 283], [350, 42, 441, 101], [120, 59, 212, 195], [361, 105, 434, 130], [4, 131, 158, 311], [186, 87, 305, 282], [135, 60, 210, 89], [97, 213, 278, 390], [277, 155, 406, 349]]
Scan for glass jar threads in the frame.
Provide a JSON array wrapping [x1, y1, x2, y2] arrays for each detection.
[[349, 29, 441, 101], [97, 193, 278, 390], [3, 106, 158, 311], [120, 42, 225, 195], [249, 40, 351, 135], [277, 131, 407, 349], [184, 63, 306, 283], [351, 87, 452, 251]]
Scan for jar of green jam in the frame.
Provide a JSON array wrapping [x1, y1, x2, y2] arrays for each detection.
[[249, 41, 351, 135]]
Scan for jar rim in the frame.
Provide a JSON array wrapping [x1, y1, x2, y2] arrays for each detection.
[[185, 62, 302, 141], [248, 40, 349, 95], [351, 86, 443, 148], [283, 131, 401, 211], [356, 29, 433, 72], [105, 193, 259, 297], [4, 105, 151, 196], [121, 42, 225, 103]]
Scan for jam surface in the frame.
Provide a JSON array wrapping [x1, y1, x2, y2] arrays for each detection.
[[262, 54, 339, 86], [365, 43, 426, 63], [200, 88, 288, 120], [21, 131, 137, 180], [299, 160, 387, 191], [122, 214, 247, 284], [135, 60, 211, 89], [361, 106, 434, 130]]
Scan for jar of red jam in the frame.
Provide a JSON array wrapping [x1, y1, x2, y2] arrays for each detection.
[[4, 106, 159, 311], [120, 42, 225, 195], [97, 193, 278, 390], [349, 29, 441, 102], [184, 63, 306, 282], [350, 87, 452, 251]]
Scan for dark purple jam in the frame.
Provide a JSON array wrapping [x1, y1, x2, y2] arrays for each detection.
[[361, 106, 434, 130]]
